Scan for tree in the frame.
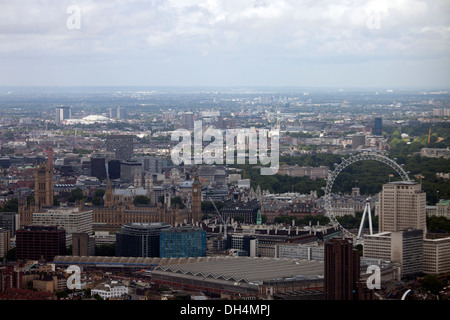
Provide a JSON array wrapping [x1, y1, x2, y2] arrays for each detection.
[[170, 197, 185, 209], [421, 275, 444, 296], [95, 243, 116, 256], [92, 189, 105, 206], [5, 247, 15, 261], [93, 293, 103, 300], [134, 195, 150, 205], [69, 188, 84, 203], [0, 198, 18, 213], [427, 216, 450, 233], [53, 195, 60, 206], [355, 244, 363, 256], [94, 189, 105, 198], [201, 201, 224, 213], [261, 214, 268, 224], [56, 290, 69, 299]]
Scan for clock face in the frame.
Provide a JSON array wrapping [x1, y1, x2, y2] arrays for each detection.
[[193, 188, 197, 192]]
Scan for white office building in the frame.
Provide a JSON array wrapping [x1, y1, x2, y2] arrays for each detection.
[[33, 207, 93, 246]]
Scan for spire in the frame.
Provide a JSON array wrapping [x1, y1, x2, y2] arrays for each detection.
[[256, 185, 261, 196], [46, 146, 53, 170], [104, 177, 114, 207], [106, 176, 111, 191]]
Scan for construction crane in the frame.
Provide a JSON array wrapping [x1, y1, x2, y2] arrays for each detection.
[[209, 197, 228, 239]]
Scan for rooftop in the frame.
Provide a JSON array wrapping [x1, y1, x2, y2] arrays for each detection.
[[153, 256, 324, 285], [386, 180, 418, 185]]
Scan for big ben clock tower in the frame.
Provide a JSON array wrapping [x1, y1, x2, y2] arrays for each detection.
[[191, 175, 202, 223]]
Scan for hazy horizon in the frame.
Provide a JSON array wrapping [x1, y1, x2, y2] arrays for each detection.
[[1, 0, 449, 88]]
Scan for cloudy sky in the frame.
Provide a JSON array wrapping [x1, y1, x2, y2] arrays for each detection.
[[0, 0, 449, 88]]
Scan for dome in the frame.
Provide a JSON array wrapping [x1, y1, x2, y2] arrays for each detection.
[[82, 115, 110, 122]]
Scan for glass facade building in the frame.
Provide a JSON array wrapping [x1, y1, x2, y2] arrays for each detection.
[[115, 223, 171, 258], [160, 226, 206, 258], [373, 117, 382, 136]]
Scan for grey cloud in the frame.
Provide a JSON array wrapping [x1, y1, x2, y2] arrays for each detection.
[[0, 0, 448, 87]]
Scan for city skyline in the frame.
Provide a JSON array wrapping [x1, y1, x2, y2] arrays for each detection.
[[0, 0, 449, 89], [1, 0, 450, 305]]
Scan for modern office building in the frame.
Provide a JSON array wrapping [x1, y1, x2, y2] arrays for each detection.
[[182, 112, 194, 130], [0, 212, 20, 237], [159, 226, 206, 258], [377, 181, 427, 234], [105, 135, 134, 161], [278, 243, 324, 261], [362, 232, 392, 260], [115, 222, 171, 258], [324, 238, 360, 300], [363, 229, 424, 278], [351, 134, 366, 149], [372, 117, 382, 136], [226, 234, 258, 257], [72, 232, 95, 256], [0, 229, 10, 259], [198, 165, 226, 186], [423, 235, 450, 275], [55, 106, 71, 124], [221, 198, 261, 224], [92, 151, 115, 164], [32, 207, 93, 246], [90, 157, 107, 179], [15, 226, 66, 262], [134, 156, 168, 173], [107, 159, 121, 179], [120, 161, 142, 183], [391, 229, 423, 277], [109, 106, 127, 119]]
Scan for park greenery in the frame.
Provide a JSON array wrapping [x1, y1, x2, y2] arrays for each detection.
[[273, 211, 379, 231], [228, 121, 450, 232]]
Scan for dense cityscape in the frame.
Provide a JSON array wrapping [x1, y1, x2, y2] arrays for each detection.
[[0, 86, 449, 304], [1, 0, 449, 316]]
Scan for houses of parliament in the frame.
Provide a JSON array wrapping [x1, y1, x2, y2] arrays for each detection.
[[18, 148, 203, 232]]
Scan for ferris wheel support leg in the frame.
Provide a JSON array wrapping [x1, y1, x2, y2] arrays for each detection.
[[367, 204, 373, 235], [358, 208, 366, 238]]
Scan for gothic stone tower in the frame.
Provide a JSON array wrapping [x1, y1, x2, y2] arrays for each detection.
[[20, 148, 54, 226], [191, 175, 202, 223], [34, 148, 54, 208], [104, 178, 114, 208]]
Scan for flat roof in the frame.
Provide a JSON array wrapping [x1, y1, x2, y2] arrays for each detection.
[[153, 256, 324, 284], [386, 181, 417, 185]]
